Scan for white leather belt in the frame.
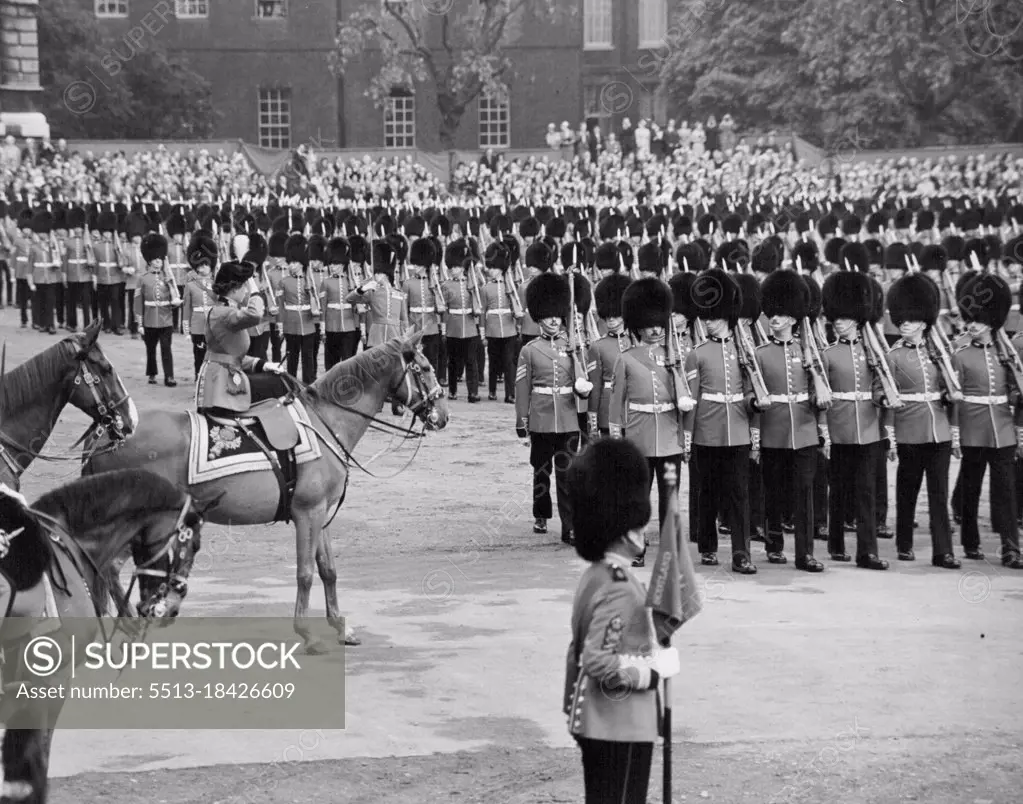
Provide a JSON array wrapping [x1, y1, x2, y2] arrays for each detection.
[[98, 262, 117, 268], [67, 259, 86, 265], [702, 392, 745, 404], [900, 392, 942, 402], [410, 306, 435, 313], [963, 395, 1008, 405], [193, 306, 210, 313], [629, 402, 677, 413], [603, 381, 613, 388], [767, 393, 809, 404], [285, 304, 311, 311], [833, 391, 872, 401], [326, 303, 351, 310], [144, 301, 171, 307], [533, 386, 573, 395], [448, 308, 472, 315], [939, 308, 950, 315], [487, 308, 511, 315]]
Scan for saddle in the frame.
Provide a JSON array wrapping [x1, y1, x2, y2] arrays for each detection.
[[203, 398, 301, 523]]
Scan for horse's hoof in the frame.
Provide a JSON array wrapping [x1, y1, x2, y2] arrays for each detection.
[[343, 633, 361, 646], [305, 640, 330, 655]]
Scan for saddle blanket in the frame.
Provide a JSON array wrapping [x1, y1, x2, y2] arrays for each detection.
[[186, 399, 322, 485]]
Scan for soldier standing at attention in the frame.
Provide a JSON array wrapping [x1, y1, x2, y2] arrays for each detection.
[[564, 437, 680, 804], [278, 234, 319, 383], [346, 239, 407, 348], [266, 231, 288, 363], [516, 272, 589, 544], [885, 272, 961, 569], [166, 210, 189, 333], [321, 237, 361, 368], [182, 248, 217, 380], [480, 241, 522, 403], [588, 272, 633, 437], [63, 206, 93, 332], [29, 209, 58, 335], [405, 237, 446, 376], [440, 252, 482, 402], [134, 232, 178, 387]]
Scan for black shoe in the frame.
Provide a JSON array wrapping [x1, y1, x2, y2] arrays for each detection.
[[782, 519, 795, 534], [701, 553, 718, 566], [148, 376, 158, 385], [964, 548, 985, 561], [831, 552, 852, 562], [504, 397, 515, 404], [468, 395, 481, 403], [856, 554, 889, 570], [488, 394, 497, 401], [843, 520, 856, 532], [795, 555, 825, 573], [751, 527, 766, 543], [46, 327, 57, 335], [533, 518, 547, 534], [767, 552, 787, 565], [815, 526, 829, 541], [632, 553, 645, 568], [731, 557, 757, 575], [932, 554, 961, 569], [165, 378, 177, 388], [1002, 552, 1023, 569], [561, 531, 574, 547], [719, 523, 732, 536], [448, 392, 458, 401], [877, 525, 894, 539], [898, 550, 915, 561], [113, 328, 124, 336]]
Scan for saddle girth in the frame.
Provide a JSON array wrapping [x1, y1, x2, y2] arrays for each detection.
[[234, 420, 297, 523]]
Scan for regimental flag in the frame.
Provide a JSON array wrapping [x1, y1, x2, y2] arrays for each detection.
[[645, 491, 702, 646]]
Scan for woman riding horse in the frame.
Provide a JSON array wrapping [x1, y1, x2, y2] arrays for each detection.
[[195, 259, 286, 418]]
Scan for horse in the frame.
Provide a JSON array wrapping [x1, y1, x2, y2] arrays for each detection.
[[83, 331, 448, 653], [0, 469, 209, 804], [0, 320, 137, 490]]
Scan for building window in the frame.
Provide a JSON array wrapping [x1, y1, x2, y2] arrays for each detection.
[[638, 0, 667, 48], [478, 93, 510, 149], [584, 0, 612, 49], [255, 0, 288, 19], [258, 88, 291, 149], [175, 0, 208, 18], [95, 0, 128, 17], [384, 92, 415, 149], [584, 84, 612, 120]]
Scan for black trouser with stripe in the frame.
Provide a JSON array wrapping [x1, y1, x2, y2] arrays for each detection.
[[284, 333, 317, 383], [959, 445, 1020, 557], [420, 333, 442, 379], [895, 442, 953, 558], [695, 444, 751, 562], [763, 446, 817, 558], [32, 283, 56, 331], [143, 326, 174, 379], [576, 736, 653, 804], [324, 331, 360, 370], [0, 259, 10, 306], [270, 323, 284, 362], [447, 336, 479, 397], [828, 442, 880, 559], [190, 334, 206, 376], [65, 282, 92, 329], [15, 278, 30, 325], [96, 282, 122, 331], [487, 335, 517, 399], [124, 288, 138, 335], [529, 431, 579, 528], [247, 331, 271, 361]]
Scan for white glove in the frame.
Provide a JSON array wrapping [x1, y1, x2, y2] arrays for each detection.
[[264, 362, 284, 374], [651, 647, 680, 679], [361, 280, 379, 292], [574, 377, 593, 397]]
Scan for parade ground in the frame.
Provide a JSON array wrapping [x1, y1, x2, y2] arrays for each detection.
[[3, 320, 1021, 804]]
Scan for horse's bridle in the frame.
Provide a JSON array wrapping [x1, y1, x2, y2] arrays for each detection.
[[127, 495, 200, 613], [72, 355, 133, 445], [395, 349, 444, 430]]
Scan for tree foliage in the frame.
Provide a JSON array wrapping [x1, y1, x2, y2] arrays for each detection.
[[39, 0, 217, 139], [330, 0, 570, 149], [660, 0, 1023, 149]]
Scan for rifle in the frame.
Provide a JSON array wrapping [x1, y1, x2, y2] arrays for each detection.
[[994, 327, 1023, 402], [800, 317, 832, 407], [567, 274, 590, 415], [862, 322, 902, 408], [668, 316, 696, 424], [925, 326, 962, 399], [735, 320, 771, 409]]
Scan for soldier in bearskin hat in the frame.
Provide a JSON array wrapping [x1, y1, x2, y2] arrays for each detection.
[[279, 234, 319, 383], [684, 268, 760, 574], [182, 233, 219, 380], [405, 236, 445, 378], [820, 271, 889, 570], [437, 243, 481, 402], [516, 271, 583, 544], [885, 272, 960, 569], [588, 273, 633, 437], [564, 436, 679, 804], [63, 206, 93, 331], [133, 232, 179, 386], [29, 209, 59, 334], [347, 239, 408, 354], [756, 271, 824, 572], [195, 261, 284, 417], [609, 277, 684, 567], [952, 272, 1023, 569], [480, 241, 523, 403], [13, 205, 35, 329]]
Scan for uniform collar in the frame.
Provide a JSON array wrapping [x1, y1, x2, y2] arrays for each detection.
[[838, 336, 860, 344], [769, 335, 794, 345], [608, 330, 626, 338], [971, 338, 993, 348], [708, 334, 732, 343]]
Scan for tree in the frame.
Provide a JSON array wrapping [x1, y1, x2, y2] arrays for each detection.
[[38, 0, 217, 139], [330, 0, 569, 150], [659, 0, 1023, 149]]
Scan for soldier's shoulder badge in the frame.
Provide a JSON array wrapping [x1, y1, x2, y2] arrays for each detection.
[[602, 615, 624, 650]]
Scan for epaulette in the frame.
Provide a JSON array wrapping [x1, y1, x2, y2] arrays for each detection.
[[822, 342, 839, 352], [609, 564, 628, 582], [954, 342, 971, 354]]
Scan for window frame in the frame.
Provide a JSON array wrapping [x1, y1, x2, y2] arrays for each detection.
[[638, 0, 667, 49], [384, 92, 416, 149], [478, 92, 510, 150], [175, 0, 209, 19], [258, 87, 292, 150], [95, 0, 129, 18], [254, 0, 289, 20], [583, 0, 613, 51]]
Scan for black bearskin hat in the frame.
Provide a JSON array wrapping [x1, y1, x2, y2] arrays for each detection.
[[485, 241, 510, 272], [761, 270, 809, 321], [409, 238, 436, 268], [140, 232, 168, 264], [735, 273, 762, 321], [887, 273, 939, 327], [526, 271, 570, 322], [821, 271, 872, 324], [824, 237, 847, 266], [675, 242, 706, 273], [668, 272, 697, 319], [268, 231, 288, 259], [327, 237, 350, 266], [445, 238, 470, 269], [792, 240, 819, 273], [622, 276, 673, 334], [751, 241, 781, 275], [67, 206, 87, 230], [187, 232, 218, 270], [883, 242, 911, 272], [572, 273, 593, 315], [919, 244, 947, 273], [840, 241, 871, 273], [595, 242, 620, 272], [285, 234, 308, 267], [595, 274, 631, 319], [371, 239, 396, 280], [569, 437, 651, 562], [691, 268, 742, 327], [243, 233, 268, 267], [525, 241, 555, 272], [637, 242, 663, 275], [958, 273, 1011, 330], [212, 261, 254, 298]]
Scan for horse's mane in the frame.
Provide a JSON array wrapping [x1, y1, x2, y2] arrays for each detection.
[[0, 339, 76, 416], [306, 340, 404, 406], [0, 494, 50, 590], [32, 470, 186, 534]]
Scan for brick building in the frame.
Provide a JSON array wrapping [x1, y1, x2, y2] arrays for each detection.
[[1, 0, 49, 136], [85, 0, 671, 151]]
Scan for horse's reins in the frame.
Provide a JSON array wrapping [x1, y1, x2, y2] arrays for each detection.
[[123, 495, 198, 605]]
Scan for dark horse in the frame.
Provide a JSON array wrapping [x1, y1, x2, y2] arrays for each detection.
[[0, 470, 208, 804], [1, 320, 136, 490], [85, 332, 448, 653]]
